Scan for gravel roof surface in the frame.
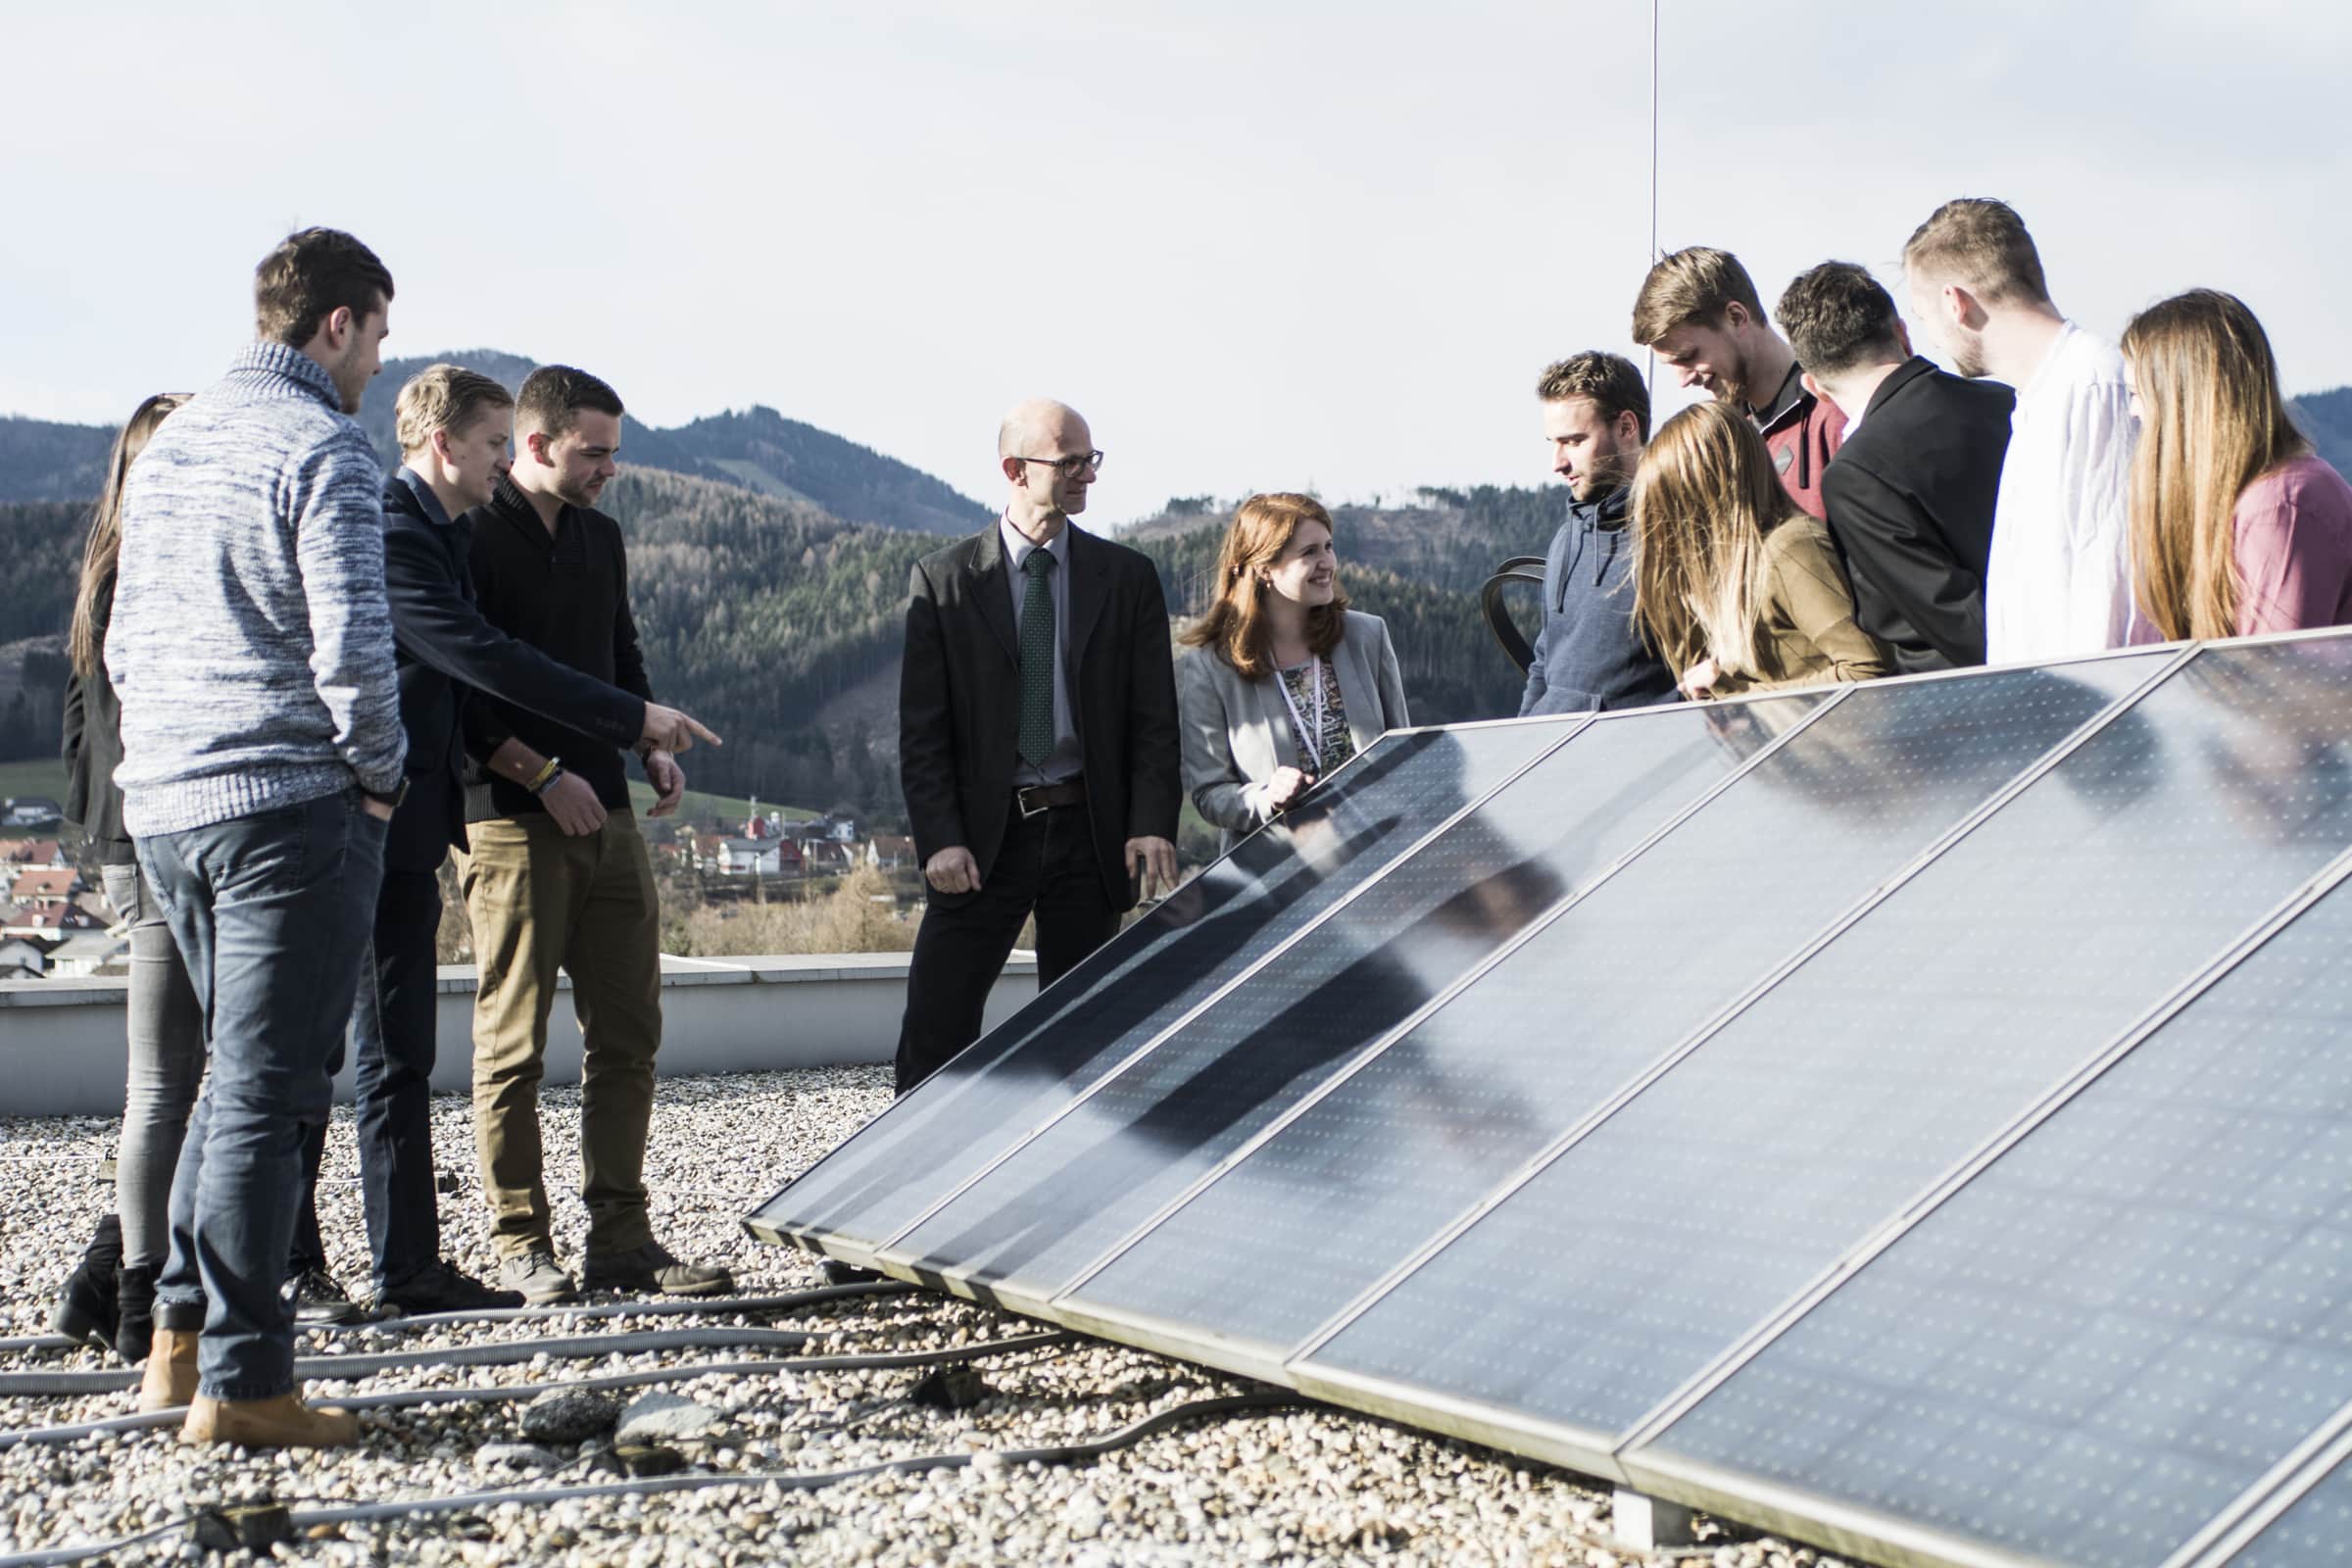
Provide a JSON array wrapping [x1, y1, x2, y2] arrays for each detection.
[[2, 1066, 1849, 1568]]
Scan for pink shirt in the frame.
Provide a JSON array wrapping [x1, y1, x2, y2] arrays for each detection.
[[2233, 455, 2352, 636]]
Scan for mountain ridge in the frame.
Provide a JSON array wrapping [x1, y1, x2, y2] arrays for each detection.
[[0, 348, 996, 538]]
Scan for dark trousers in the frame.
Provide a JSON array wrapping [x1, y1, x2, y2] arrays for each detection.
[[289, 866, 445, 1291], [895, 801, 1119, 1094], [139, 791, 384, 1399]]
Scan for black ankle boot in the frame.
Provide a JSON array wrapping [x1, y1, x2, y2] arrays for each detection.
[[51, 1213, 123, 1352], [115, 1263, 157, 1365]]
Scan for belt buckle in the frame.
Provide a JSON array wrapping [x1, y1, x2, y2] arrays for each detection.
[[1017, 785, 1049, 820]]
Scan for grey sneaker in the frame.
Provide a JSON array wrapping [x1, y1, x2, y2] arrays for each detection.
[[497, 1250, 579, 1306], [582, 1240, 734, 1298]]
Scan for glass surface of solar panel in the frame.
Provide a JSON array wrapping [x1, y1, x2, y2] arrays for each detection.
[[885, 696, 1819, 1301], [747, 722, 1570, 1250], [2230, 1457, 2352, 1568], [1308, 636, 2352, 1447], [1640, 872, 2352, 1568], [1068, 657, 2165, 1360]]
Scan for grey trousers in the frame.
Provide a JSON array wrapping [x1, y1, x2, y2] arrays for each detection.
[[101, 860, 206, 1270]]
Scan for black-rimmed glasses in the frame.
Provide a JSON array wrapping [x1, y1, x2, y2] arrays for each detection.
[[1018, 450, 1106, 477]]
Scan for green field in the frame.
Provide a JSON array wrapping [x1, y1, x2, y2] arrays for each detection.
[[0, 758, 71, 836], [625, 778, 815, 830]]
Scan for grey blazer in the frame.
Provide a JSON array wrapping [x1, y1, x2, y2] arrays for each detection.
[[1178, 609, 1410, 843]]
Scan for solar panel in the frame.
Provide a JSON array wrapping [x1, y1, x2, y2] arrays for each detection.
[[744, 719, 1574, 1257], [1056, 654, 2171, 1374], [1625, 857, 2352, 1568], [1296, 636, 2352, 1472], [876, 693, 1823, 1310]]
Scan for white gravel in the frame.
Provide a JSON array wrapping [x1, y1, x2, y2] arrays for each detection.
[[0, 1066, 1846, 1568]]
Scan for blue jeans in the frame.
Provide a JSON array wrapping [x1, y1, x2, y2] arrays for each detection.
[[139, 790, 385, 1400], [289, 866, 445, 1291]]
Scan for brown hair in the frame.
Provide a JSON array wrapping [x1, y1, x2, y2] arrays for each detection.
[[1535, 351, 1651, 440], [1775, 262, 1906, 377], [254, 227, 394, 346], [71, 393, 190, 677], [1632, 247, 1765, 347], [515, 365, 624, 440], [1902, 198, 2050, 307], [2123, 289, 2309, 640], [395, 365, 515, 456], [1631, 402, 1796, 681], [1180, 493, 1348, 680]]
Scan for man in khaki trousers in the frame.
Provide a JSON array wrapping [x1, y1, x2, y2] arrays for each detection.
[[455, 366, 733, 1305]]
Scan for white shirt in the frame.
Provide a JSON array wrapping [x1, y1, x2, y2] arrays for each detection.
[[1984, 321, 2138, 662]]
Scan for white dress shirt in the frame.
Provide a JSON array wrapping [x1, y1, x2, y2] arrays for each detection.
[[1984, 321, 2139, 663]]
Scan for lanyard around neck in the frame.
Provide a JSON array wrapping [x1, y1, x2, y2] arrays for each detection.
[[1276, 655, 1326, 769]]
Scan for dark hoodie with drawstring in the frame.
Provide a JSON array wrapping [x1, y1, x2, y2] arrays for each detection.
[[1516, 484, 1680, 716]]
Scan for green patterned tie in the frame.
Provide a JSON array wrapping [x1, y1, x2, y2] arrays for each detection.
[[1017, 546, 1058, 769]]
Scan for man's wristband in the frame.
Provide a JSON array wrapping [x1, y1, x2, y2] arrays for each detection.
[[521, 757, 562, 793], [531, 765, 566, 797]]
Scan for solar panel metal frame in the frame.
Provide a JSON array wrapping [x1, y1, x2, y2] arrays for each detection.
[[761, 710, 1597, 1270], [2176, 1394, 2352, 1568], [1609, 834, 2352, 1568], [1275, 640, 2200, 1479], [1016, 684, 1855, 1349], [861, 691, 1842, 1314]]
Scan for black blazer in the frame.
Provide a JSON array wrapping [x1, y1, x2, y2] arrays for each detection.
[[899, 522, 1181, 910], [63, 583, 131, 865], [379, 473, 644, 872], [1820, 357, 2015, 672]]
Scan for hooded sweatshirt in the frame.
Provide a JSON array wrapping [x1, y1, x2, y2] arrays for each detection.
[[1517, 484, 1680, 716]]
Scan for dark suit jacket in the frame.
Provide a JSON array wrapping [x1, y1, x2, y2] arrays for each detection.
[[379, 473, 644, 872], [900, 522, 1181, 910], [1820, 357, 2015, 672]]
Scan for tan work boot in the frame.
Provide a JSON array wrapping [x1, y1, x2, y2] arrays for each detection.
[[133, 1326, 198, 1413], [181, 1392, 359, 1449]]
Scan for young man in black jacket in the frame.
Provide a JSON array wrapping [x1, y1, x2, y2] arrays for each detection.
[[1776, 262, 2014, 672], [285, 365, 718, 1318], [456, 366, 732, 1306]]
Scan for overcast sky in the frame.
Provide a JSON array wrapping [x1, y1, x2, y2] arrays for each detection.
[[5, 1, 2347, 523]]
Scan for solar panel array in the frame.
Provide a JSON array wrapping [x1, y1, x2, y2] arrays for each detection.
[[746, 630, 2352, 1568]]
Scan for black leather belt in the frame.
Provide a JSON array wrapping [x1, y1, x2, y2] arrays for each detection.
[[1015, 778, 1086, 818]]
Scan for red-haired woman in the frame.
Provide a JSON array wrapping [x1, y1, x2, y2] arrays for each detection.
[[1177, 493, 1409, 847]]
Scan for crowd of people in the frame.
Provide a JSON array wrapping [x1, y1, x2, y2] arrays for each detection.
[[40, 196, 2352, 1449], [51, 230, 731, 1449], [889, 197, 2352, 1097]]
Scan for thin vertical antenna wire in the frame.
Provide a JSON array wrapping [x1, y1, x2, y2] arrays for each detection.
[[1646, 0, 1660, 397]]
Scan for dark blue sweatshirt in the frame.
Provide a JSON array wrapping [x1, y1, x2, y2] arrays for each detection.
[[1516, 484, 1680, 716]]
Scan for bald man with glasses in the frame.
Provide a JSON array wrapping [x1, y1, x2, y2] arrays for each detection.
[[893, 399, 1181, 1092]]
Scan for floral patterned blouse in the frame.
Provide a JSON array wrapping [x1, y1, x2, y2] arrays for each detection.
[[1276, 657, 1353, 774]]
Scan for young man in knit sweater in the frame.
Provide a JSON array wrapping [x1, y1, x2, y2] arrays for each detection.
[[105, 227, 404, 1449]]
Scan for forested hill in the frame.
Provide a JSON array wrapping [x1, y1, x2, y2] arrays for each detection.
[[0, 471, 1536, 813], [610, 469, 1535, 811], [0, 349, 996, 538]]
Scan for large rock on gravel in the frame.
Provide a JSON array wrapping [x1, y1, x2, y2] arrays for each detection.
[[518, 1389, 621, 1444]]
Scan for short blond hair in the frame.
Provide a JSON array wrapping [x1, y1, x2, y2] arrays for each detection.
[[1902, 199, 2050, 307], [394, 364, 514, 456], [1632, 247, 1765, 347]]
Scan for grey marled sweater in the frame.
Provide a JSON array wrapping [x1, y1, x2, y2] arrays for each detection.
[[105, 341, 406, 835]]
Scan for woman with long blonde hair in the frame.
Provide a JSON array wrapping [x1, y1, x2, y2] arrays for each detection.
[[53, 393, 202, 1366], [2124, 289, 2352, 640], [1177, 493, 1409, 845], [1631, 401, 1889, 698]]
